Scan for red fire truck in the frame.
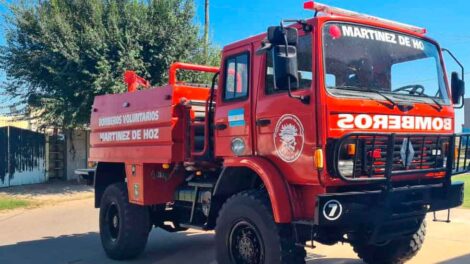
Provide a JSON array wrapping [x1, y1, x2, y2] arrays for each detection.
[[89, 2, 466, 263]]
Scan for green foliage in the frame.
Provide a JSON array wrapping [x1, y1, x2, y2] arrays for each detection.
[[0, 0, 220, 128], [0, 196, 30, 211]]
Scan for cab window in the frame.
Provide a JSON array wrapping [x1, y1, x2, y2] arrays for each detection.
[[265, 34, 313, 94], [224, 53, 249, 101]]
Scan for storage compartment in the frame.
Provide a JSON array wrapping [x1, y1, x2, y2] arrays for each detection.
[[89, 84, 211, 164]]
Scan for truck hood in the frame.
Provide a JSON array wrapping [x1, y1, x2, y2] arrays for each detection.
[[326, 96, 455, 138]]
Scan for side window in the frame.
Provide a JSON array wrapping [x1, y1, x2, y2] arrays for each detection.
[[266, 34, 312, 94], [224, 53, 249, 101]]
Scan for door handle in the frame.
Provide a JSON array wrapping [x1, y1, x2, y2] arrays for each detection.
[[215, 123, 228, 130], [256, 119, 271, 127]]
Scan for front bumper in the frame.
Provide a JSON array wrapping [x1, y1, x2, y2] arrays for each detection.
[[314, 182, 464, 242]]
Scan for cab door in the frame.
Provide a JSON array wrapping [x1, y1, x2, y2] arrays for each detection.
[[214, 44, 253, 157], [254, 34, 318, 185]]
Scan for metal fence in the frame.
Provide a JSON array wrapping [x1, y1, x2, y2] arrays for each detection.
[[453, 133, 470, 175], [0, 126, 46, 188]]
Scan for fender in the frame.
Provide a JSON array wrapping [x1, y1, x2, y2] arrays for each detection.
[[219, 157, 293, 223], [94, 162, 126, 208]]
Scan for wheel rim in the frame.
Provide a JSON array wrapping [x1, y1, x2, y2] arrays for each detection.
[[106, 203, 120, 241], [229, 220, 264, 264]]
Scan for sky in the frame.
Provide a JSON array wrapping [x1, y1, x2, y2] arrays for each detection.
[[195, 0, 470, 131]]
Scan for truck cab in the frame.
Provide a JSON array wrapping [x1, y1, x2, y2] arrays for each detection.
[[90, 2, 466, 264], [213, 0, 465, 219]]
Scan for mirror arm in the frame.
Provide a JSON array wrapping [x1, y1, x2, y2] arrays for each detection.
[[279, 23, 310, 105], [442, 48, 465, 81], [281, 19, 313, 33], [285, 77, 310, 105], [455, 101, 464, 109]]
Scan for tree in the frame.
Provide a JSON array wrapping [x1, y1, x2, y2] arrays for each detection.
[[0, 0, 220, 129], [203, 0, 209, 57]]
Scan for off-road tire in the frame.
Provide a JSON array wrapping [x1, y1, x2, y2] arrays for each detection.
[[351, 220, 426, 264], [99, 182, 150, 260], [215, 190, 306, 264]]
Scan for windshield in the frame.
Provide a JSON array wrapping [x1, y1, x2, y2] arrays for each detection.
[[323, 22, 449, 104]]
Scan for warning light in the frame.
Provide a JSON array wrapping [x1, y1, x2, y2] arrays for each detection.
[[314, 149, 324, 170], [303, 1, 426, 35], [303, 1, 315, 10], [346, 144, 356, 156], [329, 25, 342, 39]]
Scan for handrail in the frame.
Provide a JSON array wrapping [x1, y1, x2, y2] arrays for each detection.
[[191, 97, 211, 157], [168, 62, 219, 86]]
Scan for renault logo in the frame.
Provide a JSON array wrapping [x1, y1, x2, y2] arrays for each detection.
[[400, 138, 415, 167]]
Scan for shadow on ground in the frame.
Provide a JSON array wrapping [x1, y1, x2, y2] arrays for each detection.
[[438, 253, 470, 264], [0, 229, 214, 264], [2, 225, 464, 264], [0, 227, 366, 264], [0, 180, 92, 198]]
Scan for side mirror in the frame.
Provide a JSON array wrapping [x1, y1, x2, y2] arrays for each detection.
[[267, 26, 299, 91], [257, 24, 309, 104], [451, 71, 465, 106], [271, 45, 298, 90], [267, 26, 298, 46], [256, 25, 300, 55]]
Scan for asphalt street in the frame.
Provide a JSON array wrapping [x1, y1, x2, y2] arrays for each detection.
[[0, 198, 469, 264]]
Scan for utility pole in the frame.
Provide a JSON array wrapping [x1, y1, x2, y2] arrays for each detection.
[[6, 126, 10, 187], [204, 0, 210, 60]]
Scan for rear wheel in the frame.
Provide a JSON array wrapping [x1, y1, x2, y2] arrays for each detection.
[[99, 182, 150, 260], [215, 190, 306, 264], [351, 220, 426, 264]]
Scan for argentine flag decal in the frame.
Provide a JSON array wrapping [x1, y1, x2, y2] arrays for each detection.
[[228, 108, 245, 127]]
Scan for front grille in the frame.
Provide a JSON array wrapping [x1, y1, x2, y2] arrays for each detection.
[[333, 133, 452, 180]]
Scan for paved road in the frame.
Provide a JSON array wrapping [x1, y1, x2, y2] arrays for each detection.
[[0, 198, 469, 264]]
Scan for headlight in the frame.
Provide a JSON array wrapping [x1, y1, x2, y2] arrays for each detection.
[[336, 142, 357, 177], [338, 159, 354, 177]]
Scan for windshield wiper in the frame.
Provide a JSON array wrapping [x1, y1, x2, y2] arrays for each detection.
[[332, 86, 398, 108], [417, 94, 443, 111]]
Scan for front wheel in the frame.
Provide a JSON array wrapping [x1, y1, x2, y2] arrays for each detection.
[[215, 190, 306, 264], [99, 182, 150, 260], [351, 220, 426, 264]]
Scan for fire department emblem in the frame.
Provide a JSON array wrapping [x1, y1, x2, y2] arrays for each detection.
[[274, 114, 305, 163]]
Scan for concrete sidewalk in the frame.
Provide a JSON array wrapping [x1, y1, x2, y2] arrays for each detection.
[[0, 181, 93, 212], [0, 180, 93, 200]]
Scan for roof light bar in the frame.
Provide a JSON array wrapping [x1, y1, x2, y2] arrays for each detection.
[[303, 1, 427, 35]]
